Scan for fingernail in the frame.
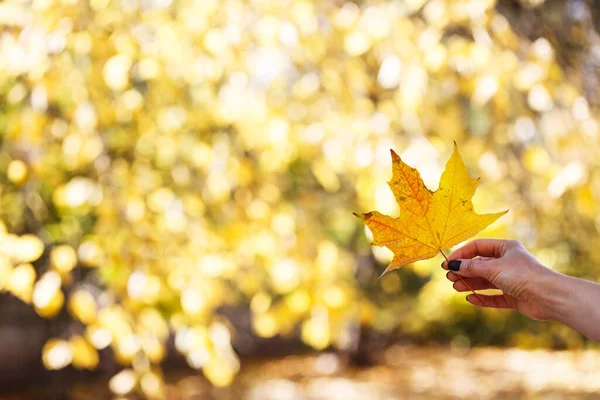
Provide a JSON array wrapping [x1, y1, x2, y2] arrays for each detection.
[[445, 271, 451, 280], [440, 261, 445, 268], [466, 295, 471, 302], [448, 260, 461, 271]]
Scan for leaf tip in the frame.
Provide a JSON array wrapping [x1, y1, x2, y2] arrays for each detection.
[[353, 211, 372, 220], [452, 141, 461, 156], [390, 149, 400, 161], [379, 260, 403, 278], [378, 268, 390, 279]]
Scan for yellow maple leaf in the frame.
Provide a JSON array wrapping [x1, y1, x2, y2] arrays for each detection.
[[355, 143, 507, 276]]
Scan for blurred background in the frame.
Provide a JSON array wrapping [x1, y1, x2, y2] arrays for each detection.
[[1, 0, 600, 398]]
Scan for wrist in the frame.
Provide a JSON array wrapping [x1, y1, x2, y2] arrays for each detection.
[[536, 270, 575, 322]]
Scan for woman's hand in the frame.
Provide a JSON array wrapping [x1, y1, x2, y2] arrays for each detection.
[[442, 238, 600, 342], [441, 239, 560, 321]]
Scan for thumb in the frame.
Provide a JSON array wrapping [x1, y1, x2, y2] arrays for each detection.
[[447, 258, 495, 279]]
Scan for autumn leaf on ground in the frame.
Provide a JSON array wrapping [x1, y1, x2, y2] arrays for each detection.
[[355, 143, 507, 276]]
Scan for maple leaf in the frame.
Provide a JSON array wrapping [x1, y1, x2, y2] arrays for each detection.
[[355, 143, 507, 276]]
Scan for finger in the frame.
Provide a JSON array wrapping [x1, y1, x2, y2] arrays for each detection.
[[446, 271, 493, 284], [466, 294, 516, 310], [445, 271, 459, 281], [449, 276, 497, 292], [445, 257, 497, 279], [442, 256, 494, 270], [448, 239, 507, 262]]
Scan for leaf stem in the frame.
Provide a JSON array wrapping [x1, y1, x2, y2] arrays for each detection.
[[440, 250, 486, 305]]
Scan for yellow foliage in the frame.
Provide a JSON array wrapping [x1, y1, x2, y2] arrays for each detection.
[[7, 263, 36, 303], [42, 339, 73, 371], [70, 335, 99, 370], [33, 272, 64, 318], [68, 290, 97, 324], [50, 245, 78, 275]]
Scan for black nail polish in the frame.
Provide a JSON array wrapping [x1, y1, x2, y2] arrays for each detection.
[[441, 261, 445, 268], [448, 260, 461, 271], [445, 271, 451, 280]]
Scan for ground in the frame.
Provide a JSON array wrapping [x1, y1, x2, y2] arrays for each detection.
[[5, 346, 600, 399]]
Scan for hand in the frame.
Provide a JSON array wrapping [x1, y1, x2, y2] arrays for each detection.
[[441, 239, 559, 321]]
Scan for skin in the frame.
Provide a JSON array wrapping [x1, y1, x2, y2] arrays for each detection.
[[441, 239, 600, 343]]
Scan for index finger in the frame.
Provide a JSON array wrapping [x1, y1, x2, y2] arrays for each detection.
[[447, 239, 507, 261]]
